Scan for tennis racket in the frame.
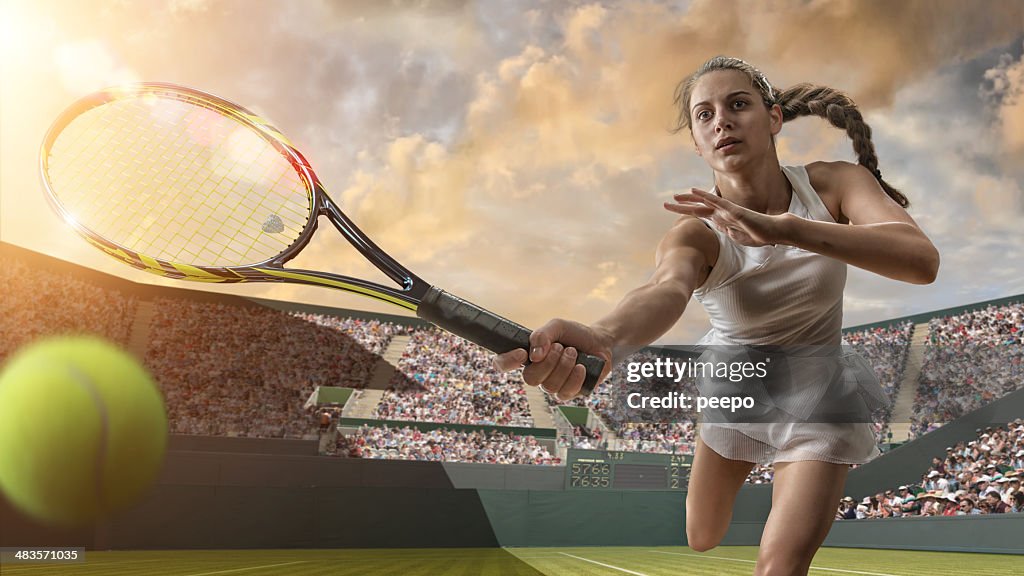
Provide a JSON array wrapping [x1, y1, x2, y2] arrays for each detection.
[[40, 82, 604, 395]]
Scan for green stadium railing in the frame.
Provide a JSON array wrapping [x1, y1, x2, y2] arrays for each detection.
[[339, 417, 557, 439]]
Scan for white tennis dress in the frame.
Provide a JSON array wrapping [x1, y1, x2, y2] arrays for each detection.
[[691, 164, 884, 465]]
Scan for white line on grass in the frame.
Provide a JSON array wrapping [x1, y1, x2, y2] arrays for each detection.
[[649, 551, 899, 576], [559, 552, 651, 576], [182, 560, 309, 576]]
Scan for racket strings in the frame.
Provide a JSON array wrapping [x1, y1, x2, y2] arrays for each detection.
[[46, 94, 313, 267]]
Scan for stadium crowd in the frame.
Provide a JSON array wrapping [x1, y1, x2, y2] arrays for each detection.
[[558, 351, 699, 445], [839, 420, 1024, 519], [844, 321, 913, 443], [148, 299, 407, 437], [293, 311, 409, 367], [375, 329, 534, 426], [911, 303, 1023, 438], [9, 250, 1023, 483], [616, 423, 696, 454], [334, 424, 561, 465], [844, 321, 914, 401], [561, 424, 607, 450], [0, 255, 137, 359]]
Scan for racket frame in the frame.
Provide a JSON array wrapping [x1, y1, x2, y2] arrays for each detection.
[[40, 82, 427, 310]]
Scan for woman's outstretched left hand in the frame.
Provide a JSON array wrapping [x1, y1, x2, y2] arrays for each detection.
[[664, 188, 788, 248]]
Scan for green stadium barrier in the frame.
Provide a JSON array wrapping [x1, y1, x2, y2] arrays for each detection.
[[824, 514, 1024, 554], [98, 485, 502, 549], [478, 490, 685, 547], [316, 386, 353, 406], [442, 462, 566, 490], [724, 515, 1024, 555], [340, 417, 557, 439], [5, 439, 1023, 553], [558, 406, 590, 427]]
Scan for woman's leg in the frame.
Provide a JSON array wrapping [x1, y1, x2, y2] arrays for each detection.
[[754, 460, 849, 576], [685, 437, 756, 551]]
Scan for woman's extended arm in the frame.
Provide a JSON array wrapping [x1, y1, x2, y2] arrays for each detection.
[[780, 161, 939, 284], [590, 216, 717, 358], [666, 161, 940, 285], [493, 216, 717, 400]]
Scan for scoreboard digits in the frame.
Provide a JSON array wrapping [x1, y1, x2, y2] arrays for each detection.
[[565, 449, 691, 491], [669, 454, 687, 490], [569, 461, 611, 488]]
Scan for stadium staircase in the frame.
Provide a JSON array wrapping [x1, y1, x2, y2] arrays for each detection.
[[591, 412, 618, 445], [887, 322, 930, 442], [524, 385, 556, 428], [126, 300, 158, 359], [366, 335, 411, 390], [345, 335, 412, 418], [347, 389, 385, 419]]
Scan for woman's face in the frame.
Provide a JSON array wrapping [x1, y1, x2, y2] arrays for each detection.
[[688, 69, 782, 174]]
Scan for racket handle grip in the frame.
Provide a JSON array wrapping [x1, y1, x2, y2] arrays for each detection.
[[417, 287, 605, 396]]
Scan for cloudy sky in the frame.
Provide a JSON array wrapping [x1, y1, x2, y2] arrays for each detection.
[[1, 0, 1022, 344]]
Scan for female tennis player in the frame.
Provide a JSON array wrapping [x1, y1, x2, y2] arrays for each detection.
[[494, 56, 939, 575]]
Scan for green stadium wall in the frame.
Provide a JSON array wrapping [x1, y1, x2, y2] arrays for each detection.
[[3, 435, 1022, 553], [558, 406, 590, 427], [317, 386, 353, 406]]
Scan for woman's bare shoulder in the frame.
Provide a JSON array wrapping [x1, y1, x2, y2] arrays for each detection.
[[666, 215, 719, 252], [804, 161, 852, 224], [659, 215, 720, 278]]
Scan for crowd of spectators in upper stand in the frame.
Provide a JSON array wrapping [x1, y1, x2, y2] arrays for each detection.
[[616, 423, 696, 455], [374, 328, 534, 426], [838, 420, 1024, 519], [843, 321, 914, 443], [0, 255, 137, 359], [560, 424, 607, 450], [556, 351, 700, 446], [334, 424, 561, 465], [911, 303, 1023, 438], [292, 311, 409, 368], [147, 299, 407, 437]]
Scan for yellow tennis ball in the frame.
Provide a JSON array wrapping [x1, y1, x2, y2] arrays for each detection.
[[0, 336, 167, 527]]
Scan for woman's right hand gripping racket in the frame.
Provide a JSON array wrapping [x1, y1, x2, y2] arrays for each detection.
[[39, 82, 605, 396]]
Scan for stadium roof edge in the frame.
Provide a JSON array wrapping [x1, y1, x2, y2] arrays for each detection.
[[843, 292, 1024, 332]]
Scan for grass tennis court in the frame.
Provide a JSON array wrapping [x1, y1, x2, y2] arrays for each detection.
[[0, 547, 1016, 576]]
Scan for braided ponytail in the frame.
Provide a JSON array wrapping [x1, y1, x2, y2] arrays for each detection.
[[775, 84, 908, 207], [674, 56, 908, 208]]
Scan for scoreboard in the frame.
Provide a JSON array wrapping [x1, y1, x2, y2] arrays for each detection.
[[565, 449, 692, 491]]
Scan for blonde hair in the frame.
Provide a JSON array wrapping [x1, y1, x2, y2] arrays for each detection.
[[673, 56, 908, 208]]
